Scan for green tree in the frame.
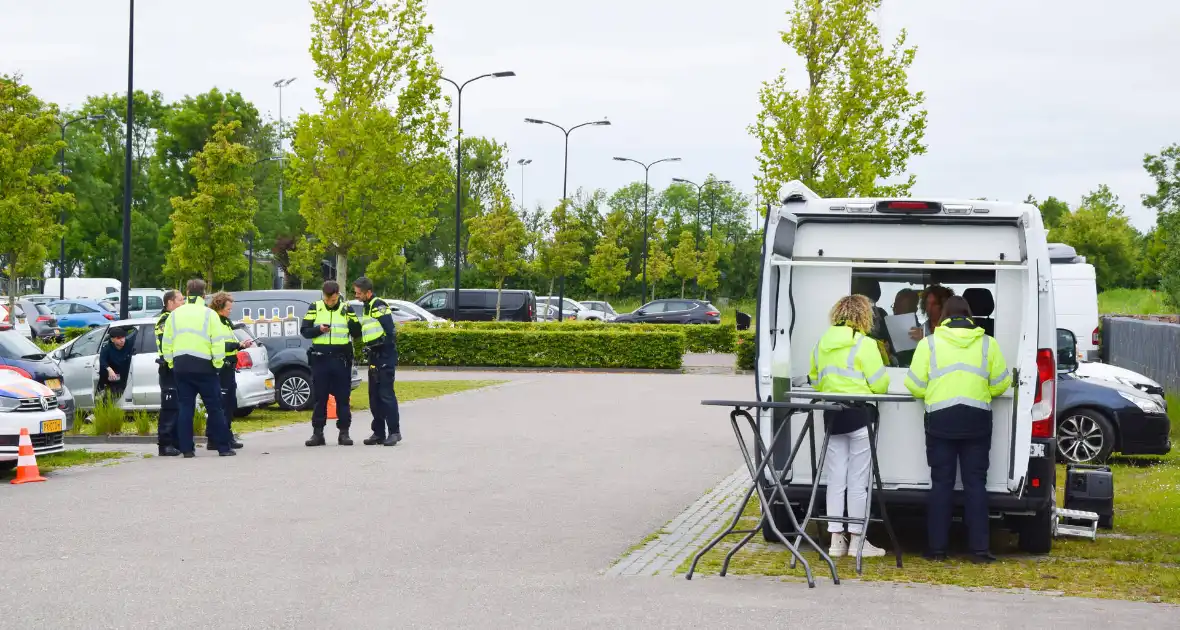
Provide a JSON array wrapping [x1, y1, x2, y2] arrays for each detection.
[[1038, 196, 1070, 229], [1051, 185, 1140, 291], [698, 237, 723, 299], [0, 75, 69, 315], [467, 192, 528, 319], [640, 218, 672, 301], [751, 0, 927, 201], [1143, 143, 1180, 305], [671, 230, 700, 298], [537, 200, 585, 299], [586, 210, 630, 299], [166, 120, 258, 286], [291, 0, 449, 287]]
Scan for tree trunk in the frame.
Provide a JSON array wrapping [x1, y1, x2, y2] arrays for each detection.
[[680, 278, 686, 299], [495, 279, 503, 320], [336, 252, 349, 288], [547, 276, 554, 301], [6, 260, 16, 329]]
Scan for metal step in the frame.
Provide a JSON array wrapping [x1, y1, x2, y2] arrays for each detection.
[[1053, 507, 1100, 540]]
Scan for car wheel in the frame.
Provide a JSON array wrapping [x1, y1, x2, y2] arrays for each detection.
[[1017, 486, 1055, 554], [233, 406, 254, 418], [1057, 408, 1115, 464], [277, 370, 313, 411]]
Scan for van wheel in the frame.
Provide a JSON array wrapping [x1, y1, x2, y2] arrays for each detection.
[[277, 370, 313, 411], [1057, 409, 1114, 464], [1017, 489, 1055, 554]]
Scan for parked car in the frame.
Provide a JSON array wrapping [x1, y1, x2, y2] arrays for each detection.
[[21, 294, 60, 306], [47, 299, 118, 329], [415, 289, 536, 322], [103, 289, 166, 319], [535, 303, 561, 322], [347, 299, 421, 324], [0, 304, 33, 339], [386, 299, 446, 322], [19, 299, 62, 342], [535, 296, 617, 322], [1056, 373, 1172, 464], [0, 370, 68, 473], [613, 299, 721, 324], [0, 331, 72, 420], [579, 301, 619, 321], [1076, 362, 1165, 405], [49, 319, 275, 415], [229, 290, 361, 410]]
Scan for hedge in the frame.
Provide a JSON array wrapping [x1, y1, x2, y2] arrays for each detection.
[[397, 328, 685, 369], [735, 331, 755, 371], [399, 320, 736, 353]]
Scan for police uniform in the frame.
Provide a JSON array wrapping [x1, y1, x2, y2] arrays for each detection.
[[300, 298, 361, 446], [211, 314, 243, 450], [357, 297, 401, 446], [155, 311, 180, 456], [161, 296, 235, 456], [904, 316, 1011, 558]]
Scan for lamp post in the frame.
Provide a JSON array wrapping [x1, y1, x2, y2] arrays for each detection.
[[516, 158, 531, 213], [612, 156, 680, 303], [272, 77, 295, 216], [523, 117, 611, 320], [440, 71, 516, 320], [55, 114, 106, 298], [119, 0, 135, 321], [251, 156, 285, 290], [670, 177, 704, 251]]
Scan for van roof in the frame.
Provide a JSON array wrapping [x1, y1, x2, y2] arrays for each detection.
[[782, 183, 1033, 220]]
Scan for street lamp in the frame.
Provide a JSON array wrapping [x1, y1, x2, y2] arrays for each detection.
[[441, 71, 516, 320], [612, 156, 680, 302], [707, 179, 731, 237], [516, 158, 532, 213], [119, 0, 135, 321], [523, 117, 611, 319], [250, 156, 285, 290], [54, 113, 106, 299], [272, 77, 295, 216]]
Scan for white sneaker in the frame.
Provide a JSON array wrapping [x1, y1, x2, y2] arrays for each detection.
[[849, 534, 886, 557], [828, 533, 848, 557]]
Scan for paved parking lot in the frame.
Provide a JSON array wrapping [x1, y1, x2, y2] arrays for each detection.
[[1, 371, 1174, 628]]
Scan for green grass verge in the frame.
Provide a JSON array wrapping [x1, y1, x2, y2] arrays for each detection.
[[1, 450, 129, 480], [1098, 288, 1174, 315]]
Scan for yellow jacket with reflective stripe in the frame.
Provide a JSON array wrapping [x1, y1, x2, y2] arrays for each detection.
[[808, 325, 889, 395], [904, 317, 1011, 412], [161, 297, 224, 372], [302, 300, 358, 345], [358, 298, 391, 345]]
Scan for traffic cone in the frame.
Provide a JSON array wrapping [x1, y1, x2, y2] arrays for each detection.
[[327, 395, 337, 420], [10, 428, 46, 485]]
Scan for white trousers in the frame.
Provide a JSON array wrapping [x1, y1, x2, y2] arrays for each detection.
[[824, 426, 872, 534]]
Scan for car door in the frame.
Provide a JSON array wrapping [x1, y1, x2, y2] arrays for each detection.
[[49, 302, 74, 329], [128, 324, 159, 406], [57, 326, 106, 408], [636, 301, 666, 323], [417, 291, 448, 318], [665, 301, 695, 323]]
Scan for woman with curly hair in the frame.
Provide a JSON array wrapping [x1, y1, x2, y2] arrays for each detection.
[[808, 294, 890, 558], [909, 284, 955, 341]]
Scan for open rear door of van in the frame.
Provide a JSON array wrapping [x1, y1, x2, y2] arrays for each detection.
[[1005, 255, 1045, 492]]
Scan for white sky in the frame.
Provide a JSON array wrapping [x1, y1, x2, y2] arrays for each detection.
[[3, 0, 1178, 230]]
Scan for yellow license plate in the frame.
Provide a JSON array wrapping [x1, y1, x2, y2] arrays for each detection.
[[265, 379, 274, 389], [41, 419, 62, 433], [45, 379, 61, 390]]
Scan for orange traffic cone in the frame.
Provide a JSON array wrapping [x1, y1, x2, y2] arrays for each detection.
[[327, 395, 337, 420], [10, 428, 46, 485]]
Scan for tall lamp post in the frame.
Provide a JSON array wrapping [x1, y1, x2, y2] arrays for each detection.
[[55, 114, 106, 298], [272, 77, 295, 215], [119, 0, 135, 321], [612, 156, 680, 303], [516, 158, 531, 212], [672, 177, 730, 247], [251, 156, 285, 290], [523, 117, 611, 320], [440, 71, 516, 320]]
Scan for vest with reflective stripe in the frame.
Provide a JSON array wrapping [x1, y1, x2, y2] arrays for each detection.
[[212, 316, 237, 359], [358, 299, 389, 345], [162, 298, 223, 370], [308, 300, 353, 345], [903, 323, 1011, 413], [808, 325, 889, 395]]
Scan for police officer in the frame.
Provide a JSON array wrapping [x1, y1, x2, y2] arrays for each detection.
[[301, 280, 360, 447], [209, 292, 248, 451], [905, 296, 1011, 563], [351, 277, 402, 447], [161, 279, 236, 458], [155, 290, 184, 457]]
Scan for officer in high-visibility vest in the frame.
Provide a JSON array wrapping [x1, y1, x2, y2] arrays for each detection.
[[300, 280, 361, 447], [161, 279, 236, 457], [905, 295, 1011, 563], [351, 276, 402, 446], [209, 291, 249, 451], [154, 289, 184, 457], [809, 295, 889, 559]]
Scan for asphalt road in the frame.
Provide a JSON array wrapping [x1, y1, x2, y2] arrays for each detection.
[[1, 371, 1174, 629]]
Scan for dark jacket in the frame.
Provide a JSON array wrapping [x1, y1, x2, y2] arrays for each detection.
[[363, 298, 398, 368], [99, 339, 135, 383], [219, 314, 241, 370]]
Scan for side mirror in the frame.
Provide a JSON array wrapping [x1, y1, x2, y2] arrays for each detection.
[[636, 310, 646, 316], [1056, 328, 1079, 374]]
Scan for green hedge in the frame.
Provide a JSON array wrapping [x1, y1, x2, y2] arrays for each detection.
[[682, 324, 735, 353], [735, 331, 755, 371], [63, 327, 89, 341], [397, 328, 685, 369], [399, 320, 736, 353]]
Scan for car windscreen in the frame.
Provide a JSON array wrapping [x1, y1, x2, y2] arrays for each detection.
[[0, 332, 46, 360], [97, 301, 116, 312]]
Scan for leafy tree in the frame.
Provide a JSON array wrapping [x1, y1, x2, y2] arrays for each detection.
[[0, 75, 69, 315], [166, 120, 257, 286], [536, 200, 584, 299], [586, 210, 630, 299], [466, 192, 528, 319], [1051, 185, 1140, 291], [751, 0, 927, 201], [639, 218, 672, 301], [671, 230, 700, 298], [1143, 143, 1180, 305], [1038, 196, 1070, 229], [698, 236, 723, 299]]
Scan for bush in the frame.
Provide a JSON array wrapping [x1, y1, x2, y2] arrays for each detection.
[[132, 410, 153, 436], [399, 320, 736, 353], [193, 406, 207, 438], [735, 331, 755, 371], [682, 324, 736, 353], [398, 328, 685, 369], [91, 394, 125, 436], [63, 327, 89, 342]]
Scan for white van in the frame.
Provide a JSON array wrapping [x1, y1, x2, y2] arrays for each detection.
[[757, 183, 1067, 553], [43, 277, 121, 300], [1049, 244, 1098, 361], [103, 289, 166, 319]]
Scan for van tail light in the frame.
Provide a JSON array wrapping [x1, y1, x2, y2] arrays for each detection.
[[103, 313, 116, 320], [236, 351, 253, 371], [528, 303, 534, 320], [1092, 326, 1099, 346], [1031, 349, 1056, 438], [0, 365, 33, 379]]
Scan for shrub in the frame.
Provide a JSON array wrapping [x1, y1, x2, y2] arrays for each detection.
[[398, 320, 737, 353], [682, 324, 736, 353], [63, 327, 89, 342], [132, 410, 153, 436], [91, 394, 125, 436], [398, 328, 684, 370], [193, 406, 207, 438], [69, 409, 88, 435], [735, 331, 755, 371]]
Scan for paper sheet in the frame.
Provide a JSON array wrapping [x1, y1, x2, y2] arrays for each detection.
[[885, 313, 921, 352]]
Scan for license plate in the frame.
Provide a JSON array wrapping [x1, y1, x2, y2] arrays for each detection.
[[1029, 443, 1047, 458], [46, 379, 61, 390], [18, 317, 25, 324], [265, 379, 274, 389], [41, 419, 62, 433]]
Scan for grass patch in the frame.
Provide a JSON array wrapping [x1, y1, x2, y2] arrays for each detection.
[[1098, 288, 1174, 315], [1, 450, 128, 480]]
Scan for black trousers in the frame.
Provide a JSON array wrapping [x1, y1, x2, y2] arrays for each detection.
[[157, 366, 178, 449], [926, 432, 991, 554], [311, 353, 351, 430], [219, 364, 237, 434], [368, 366, 400, 437], [176, 371, 232, 454]]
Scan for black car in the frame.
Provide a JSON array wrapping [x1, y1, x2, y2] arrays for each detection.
[[229, 290, 361, 411], [415, 289, 536, 322], [613, 299, 722, 324], [0, 330, 72, 418], [1056, 373, 1171, 464], [20, 300, 62, 342]]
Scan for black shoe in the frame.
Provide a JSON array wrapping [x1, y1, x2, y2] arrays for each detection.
[[218, 449, 237, 457], [383, 433, 402, 447], [231, 435, 244, 449], [363, 433, 385, 446], [305, 430, 326, 447], [338, 430, 354, 446], [158, 446, 181, 457], [206, 442, 218, 451], [922, 551, 948, 562], [182, 451, 196, 459], [969, 552, 997, 564]]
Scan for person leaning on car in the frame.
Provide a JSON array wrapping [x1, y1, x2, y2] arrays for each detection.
[[155, 290, 184, 457], [98, 326, 135, 401]]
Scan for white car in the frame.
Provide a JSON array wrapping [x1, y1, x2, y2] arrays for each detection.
[[385, 299, 446, 322], [0, 304, 34, 339], [1076, 362, 1166, 406], [536, 296, 614, 322], [0, 370, 67, 473]]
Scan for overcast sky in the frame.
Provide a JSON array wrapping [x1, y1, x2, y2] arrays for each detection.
[[4, 0, 1178, 230]]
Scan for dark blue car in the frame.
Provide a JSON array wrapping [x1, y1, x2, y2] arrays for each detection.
[[1056, 373, 1171, 464], [0, 331, 72, 418], [47, 299, 118, 329]]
